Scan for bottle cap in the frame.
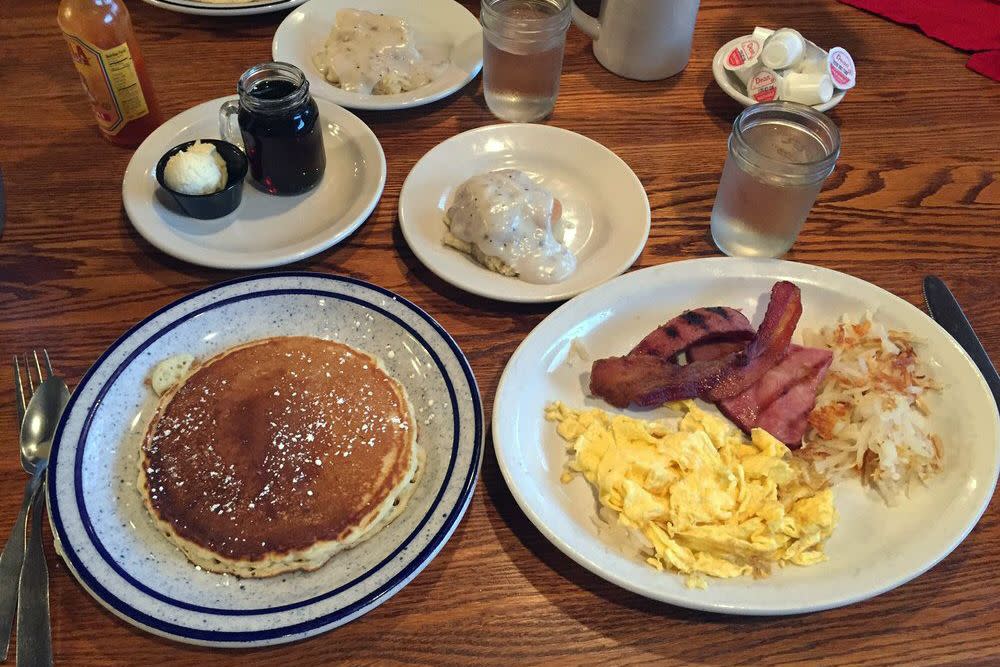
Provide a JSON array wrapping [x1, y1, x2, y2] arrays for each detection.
[[827, 46, 856, 90], [747, 68, 781, 103], [761, 28, 806, 70], [780, 71, 834, 105]]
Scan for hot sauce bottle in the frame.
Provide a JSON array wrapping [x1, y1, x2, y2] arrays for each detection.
[[57, 0, 163, 147]]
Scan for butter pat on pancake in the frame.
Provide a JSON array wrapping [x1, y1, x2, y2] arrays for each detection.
[[138, 336, 422, 577], [150, 353, 195, 396], [545, 400, 836, 589]]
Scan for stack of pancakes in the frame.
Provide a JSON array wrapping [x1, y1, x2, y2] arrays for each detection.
[[138, 336, 423, 578]]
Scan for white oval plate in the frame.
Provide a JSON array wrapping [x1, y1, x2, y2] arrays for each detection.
[[141, 0, 307, 17], [123, 97, 386, 270], [712, 35, 846, 113], [493, 257, 1000, 614], [398, 124, 650, 303], [48, 273, 484, 646], [273, 0, 483, 111]]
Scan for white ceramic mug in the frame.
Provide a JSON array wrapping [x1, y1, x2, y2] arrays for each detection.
[[571, 0, 700, 81]]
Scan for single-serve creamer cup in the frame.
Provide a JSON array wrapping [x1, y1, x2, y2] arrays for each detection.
[[761, 28, 806, 70], [747, 68, 781, 103], [799, 45, 856, 90], [780, 71, 834, 105], [826, 47, 856, 90], [723, 37, 764, 84]]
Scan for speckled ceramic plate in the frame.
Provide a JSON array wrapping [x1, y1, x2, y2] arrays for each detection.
[[47, 273, 483, 647]]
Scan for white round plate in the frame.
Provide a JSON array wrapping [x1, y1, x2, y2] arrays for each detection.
[[398, 124, 651, 303], [273, 0, 483, 111], [712, 35, 846, 113], [141, 0, 307, 17], [48, 273, 483, 646], [493, 257, 1000, 615], [123, 97, 386, 270]]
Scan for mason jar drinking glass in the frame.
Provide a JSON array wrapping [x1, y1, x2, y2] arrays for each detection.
[[481, 0, 571, 122], [710, 102, 841, 258]]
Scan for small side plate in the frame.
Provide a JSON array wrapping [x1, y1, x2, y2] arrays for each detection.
[[398, 124, 651, 303], [273, 0, 483, 111], [141, 0, 308, 18], [122, 97, 386, 270]]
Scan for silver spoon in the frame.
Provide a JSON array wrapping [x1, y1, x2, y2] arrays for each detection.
[[19, 377, 68, 667], [0, 377, 69, 664], [17, 378, 69, 477]]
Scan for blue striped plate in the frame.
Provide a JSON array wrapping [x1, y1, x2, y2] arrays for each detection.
[[47, 273, 483, 646]]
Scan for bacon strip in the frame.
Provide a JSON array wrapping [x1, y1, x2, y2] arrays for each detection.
[[631, 307, 753, 359], [589, 355, 733, 408], [701, 281, 802, 401], [590, 282, 802, 408]]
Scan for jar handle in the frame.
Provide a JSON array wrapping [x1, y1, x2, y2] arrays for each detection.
[[218, 100, 243, 149]]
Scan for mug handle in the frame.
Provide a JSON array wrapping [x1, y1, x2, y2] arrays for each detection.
[[570, 1, 601, 40], [219, 100, 243, 149]]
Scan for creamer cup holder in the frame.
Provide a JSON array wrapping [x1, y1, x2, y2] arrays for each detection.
[[712, 33, 846, 112]]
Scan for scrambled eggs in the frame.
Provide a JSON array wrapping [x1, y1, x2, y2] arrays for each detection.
[[545, 401, 836, 589]]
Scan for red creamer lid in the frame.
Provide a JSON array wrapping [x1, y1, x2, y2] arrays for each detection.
[[748, 69, 780, 102], [827, 47, 856, 90], [724, 38, 762, 69]]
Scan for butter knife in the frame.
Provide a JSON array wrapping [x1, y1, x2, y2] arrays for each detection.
[[923, 275, 1000, 406]]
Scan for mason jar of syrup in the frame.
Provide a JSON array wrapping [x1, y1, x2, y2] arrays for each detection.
[[220, 62, 326, 195]]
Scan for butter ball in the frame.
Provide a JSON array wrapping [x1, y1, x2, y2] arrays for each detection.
[[163, 141, 228, 195]]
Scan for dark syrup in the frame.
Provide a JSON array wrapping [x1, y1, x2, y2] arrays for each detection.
[[239, 79, 326, 195]]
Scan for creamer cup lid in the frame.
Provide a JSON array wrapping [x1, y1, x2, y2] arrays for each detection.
[[827, 46, 856, 90], [723, 38, 762, 70], [747, 69, 781, 102]]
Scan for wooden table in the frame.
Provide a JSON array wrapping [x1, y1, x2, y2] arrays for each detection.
[[2, 0, 999, 664]]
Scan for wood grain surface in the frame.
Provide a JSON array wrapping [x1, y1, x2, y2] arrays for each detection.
[[2, 0, 999, 664]]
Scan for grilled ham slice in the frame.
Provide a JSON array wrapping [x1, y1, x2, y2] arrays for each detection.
[[716, 345, 833, 446]]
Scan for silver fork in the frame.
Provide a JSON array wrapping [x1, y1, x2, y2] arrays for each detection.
[[0, 353, 51, 662]]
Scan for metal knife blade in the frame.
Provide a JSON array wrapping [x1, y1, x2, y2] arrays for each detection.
[[923, 275, 1000, 406]]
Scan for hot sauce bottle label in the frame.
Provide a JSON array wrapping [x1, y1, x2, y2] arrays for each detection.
[[62, 34, 149, 136]]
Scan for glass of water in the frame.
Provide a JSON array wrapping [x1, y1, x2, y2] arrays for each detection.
[[481, 0, 571, 122], [710, 102, 841, 258]]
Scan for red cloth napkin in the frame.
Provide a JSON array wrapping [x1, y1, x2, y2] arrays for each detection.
[[837, 0, 1000, 81]]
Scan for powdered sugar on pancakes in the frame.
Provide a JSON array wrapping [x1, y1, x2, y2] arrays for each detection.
[[138, 336, 422, 577]]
